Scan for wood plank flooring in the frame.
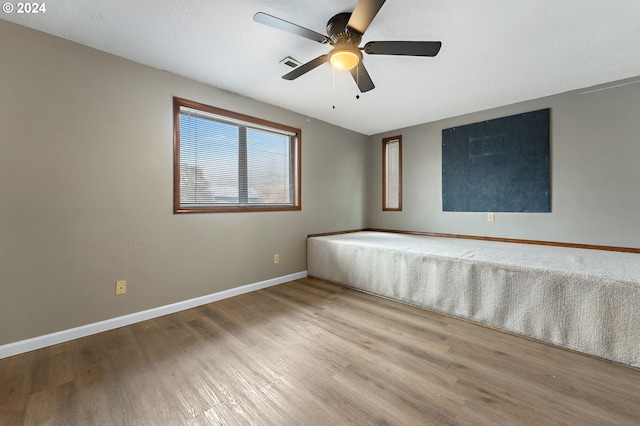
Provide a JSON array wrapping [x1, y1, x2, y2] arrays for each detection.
[[2, 277, 640, 425]]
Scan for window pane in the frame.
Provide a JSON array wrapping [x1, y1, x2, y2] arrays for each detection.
[[180, 112, 239, 205], [383, 136, 402, 211], [247, 129, 292, 204], [386, 141, 399, 208]]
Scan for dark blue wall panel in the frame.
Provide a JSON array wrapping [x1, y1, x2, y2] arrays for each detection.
[[442, 108, 550, 212]]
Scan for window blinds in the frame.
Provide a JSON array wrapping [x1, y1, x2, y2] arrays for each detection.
[[179, 107, 295, 207], [385, 139, 400, 209]]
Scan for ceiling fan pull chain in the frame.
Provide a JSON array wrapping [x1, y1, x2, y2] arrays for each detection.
[[332, 67, 336, 109], [356, 66, 360, 99]]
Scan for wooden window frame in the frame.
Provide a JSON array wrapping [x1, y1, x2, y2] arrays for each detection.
[[173, 97, 302, 213], [382, 135, 403, 211]]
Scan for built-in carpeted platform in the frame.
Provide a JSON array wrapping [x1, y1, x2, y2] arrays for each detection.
[[307, 231, 640, 367]]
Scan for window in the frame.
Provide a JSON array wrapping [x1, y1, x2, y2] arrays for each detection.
[[383, 135, 402, 211], [173, 97, 301, 213]]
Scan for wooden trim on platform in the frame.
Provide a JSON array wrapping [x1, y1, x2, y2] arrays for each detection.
[[307, 229, 365, 238], [307, 228, 640, 254], [365, 228, 640, 254]]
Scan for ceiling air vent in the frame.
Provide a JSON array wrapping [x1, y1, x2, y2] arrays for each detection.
[[280, 56, 301, 68]]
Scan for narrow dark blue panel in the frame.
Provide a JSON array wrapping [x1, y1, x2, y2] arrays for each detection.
[[442, 108, 550, 212]]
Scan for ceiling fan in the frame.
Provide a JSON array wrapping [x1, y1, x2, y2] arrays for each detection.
[[253, 0, 442, 93]]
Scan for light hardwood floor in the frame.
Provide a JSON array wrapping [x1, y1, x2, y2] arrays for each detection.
[[2, 277, 640, 425]]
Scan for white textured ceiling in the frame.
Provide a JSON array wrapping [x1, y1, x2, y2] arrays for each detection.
[[3, 0, 640, 135]]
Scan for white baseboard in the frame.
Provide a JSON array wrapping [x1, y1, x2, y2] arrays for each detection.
[[0, 271, 307, 359]]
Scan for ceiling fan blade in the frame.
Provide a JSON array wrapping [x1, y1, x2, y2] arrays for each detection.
[[347, 0, 386, 35], [282, 55, 329, 80], [364, 41, 442, 56], [254, 12, 330, 44], [349, 62, 375, 93]]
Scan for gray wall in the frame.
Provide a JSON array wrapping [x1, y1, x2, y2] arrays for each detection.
[[0, 21, 368, 345], [367, 77, 640, 247]]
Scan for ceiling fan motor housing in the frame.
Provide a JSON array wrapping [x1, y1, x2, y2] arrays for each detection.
[[327, 13, 362, 45]]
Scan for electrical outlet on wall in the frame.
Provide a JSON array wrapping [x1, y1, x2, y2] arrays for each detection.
[[488, 213, 495, 222], [274, 254, 280, 264]]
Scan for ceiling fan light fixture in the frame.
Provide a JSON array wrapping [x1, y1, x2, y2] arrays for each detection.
[[329, 47, 361, 71]]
